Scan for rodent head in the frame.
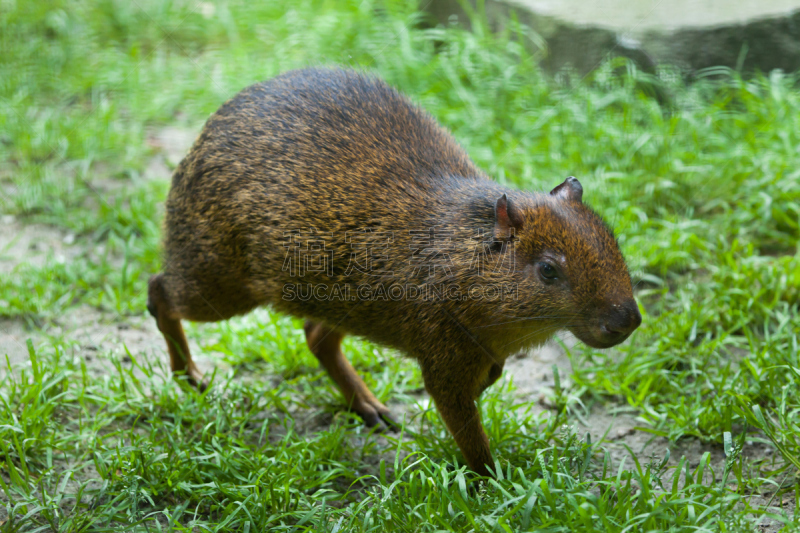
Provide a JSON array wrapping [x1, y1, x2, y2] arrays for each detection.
[[495, 177, 641, 349]]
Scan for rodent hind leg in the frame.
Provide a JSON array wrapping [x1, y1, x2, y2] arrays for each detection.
[[147, 273, 206, 390], [303, 320, 396, 430]]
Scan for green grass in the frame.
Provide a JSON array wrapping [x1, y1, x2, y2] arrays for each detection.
[[2, 0, 800, 530]]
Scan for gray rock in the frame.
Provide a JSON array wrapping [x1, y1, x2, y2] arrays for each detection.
[[425, 0, 800, 74]]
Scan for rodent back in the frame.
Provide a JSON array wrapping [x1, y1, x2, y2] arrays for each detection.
[[160, 69, 499, 319], [173, 68, 485, 198]]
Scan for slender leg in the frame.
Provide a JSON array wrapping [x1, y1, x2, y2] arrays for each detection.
[[147, 274, 205, 389], [423, 362, 495, 478], [304, 320, 395, 429]]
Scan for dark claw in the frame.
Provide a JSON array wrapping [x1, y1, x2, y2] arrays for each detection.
[[358, 408, 399, 433], [379, 412, 400, 432], [361, 409, 382, 428], [184, 372, 208, 392]]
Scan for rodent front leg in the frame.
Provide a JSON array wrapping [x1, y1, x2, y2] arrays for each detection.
[[423, 364, 494, 478]]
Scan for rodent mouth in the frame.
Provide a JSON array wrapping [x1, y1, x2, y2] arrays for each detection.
[[569, 326, 632, 349]]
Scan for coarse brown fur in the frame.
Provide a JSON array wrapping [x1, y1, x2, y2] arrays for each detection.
[[147, 67, 642, 478]]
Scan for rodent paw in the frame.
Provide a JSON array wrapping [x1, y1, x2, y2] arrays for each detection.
[[355, 398, 398, 432], [184, 365, 208, 392]]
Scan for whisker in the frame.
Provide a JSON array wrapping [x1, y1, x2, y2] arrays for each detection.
[[496, 312, 582, 320], [473, 316, 581, 329], [498, 323, 586, 349], [498, 322, 593, 331]]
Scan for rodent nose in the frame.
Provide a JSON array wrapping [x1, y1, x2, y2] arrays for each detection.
[[603, 301, 642, 338]]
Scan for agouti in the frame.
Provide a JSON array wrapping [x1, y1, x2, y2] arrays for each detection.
[[147, 67, 641, 478]]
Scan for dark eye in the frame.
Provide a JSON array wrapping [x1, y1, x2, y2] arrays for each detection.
[[538, 262, 558, 281]]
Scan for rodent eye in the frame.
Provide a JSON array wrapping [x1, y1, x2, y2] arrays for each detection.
[[538, 262, 558, 281]]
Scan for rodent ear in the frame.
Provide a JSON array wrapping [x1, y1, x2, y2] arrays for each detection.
[[494, 193, 525, 240], [550, 176, 583, 203]]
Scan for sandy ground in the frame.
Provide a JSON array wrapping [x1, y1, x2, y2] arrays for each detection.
[[0, 128, 792, 529]]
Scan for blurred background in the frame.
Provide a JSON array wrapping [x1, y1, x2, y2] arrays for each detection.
[[430, 0, 800, 74]]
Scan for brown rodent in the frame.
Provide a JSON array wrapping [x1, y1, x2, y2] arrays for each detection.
[[147, 67, 641, 478]]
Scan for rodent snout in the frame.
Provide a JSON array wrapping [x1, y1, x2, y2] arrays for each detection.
[[569, 300, 642, 349], [599, 301, 642, 344]]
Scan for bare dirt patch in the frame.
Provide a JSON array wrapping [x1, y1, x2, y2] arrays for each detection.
[[141, 124, 201, 183], [146, 125, 199, 167], [0, 216, 81, 276], [1, 306, 215, 383]]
